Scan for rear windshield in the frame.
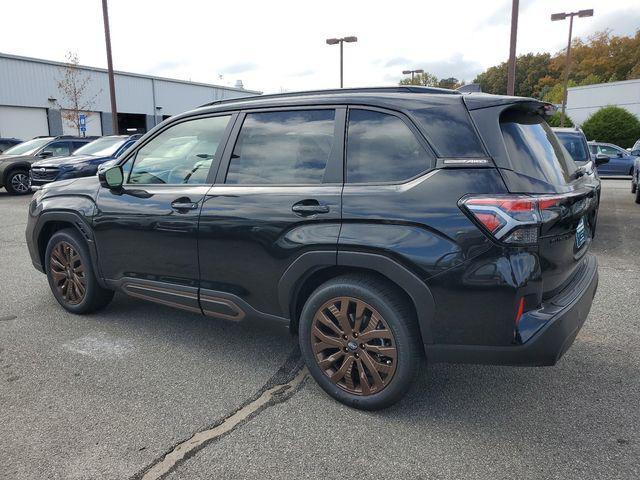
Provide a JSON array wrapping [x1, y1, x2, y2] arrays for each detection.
[[500, 110, 577, 185], [555, 132, 590, 163]]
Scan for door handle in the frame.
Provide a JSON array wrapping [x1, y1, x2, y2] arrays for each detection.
[[292, 200, 330, 216], [171, 198, 199, 211]]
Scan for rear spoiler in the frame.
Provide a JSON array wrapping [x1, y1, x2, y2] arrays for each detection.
[[463, 94, 556, 116]]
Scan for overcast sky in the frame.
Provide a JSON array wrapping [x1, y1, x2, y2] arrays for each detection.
[[1, 0, 638, 93]]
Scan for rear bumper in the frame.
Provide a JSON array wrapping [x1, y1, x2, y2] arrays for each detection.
[[426, 253, 598, 366]]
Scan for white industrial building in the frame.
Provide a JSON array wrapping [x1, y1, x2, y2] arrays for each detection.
[[0, 52, 260, 140], [566, 78, 640, 126]]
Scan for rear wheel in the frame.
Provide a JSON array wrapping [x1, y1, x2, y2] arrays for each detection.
[[5, 169, 31, 195], [299, 275, 421, 410], [635, 185, 640, 204], [45, 229, 114, 314], [632, 181, 637, 194]]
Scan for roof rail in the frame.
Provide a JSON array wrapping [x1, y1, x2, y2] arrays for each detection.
[[200, 85, 460, 108]]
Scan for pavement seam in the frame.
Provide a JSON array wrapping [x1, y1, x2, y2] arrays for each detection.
[[131, 348, 308, 480]]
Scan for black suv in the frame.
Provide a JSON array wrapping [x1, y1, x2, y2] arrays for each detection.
[[0, 136, 92, 194], [26, 87, 599, 410]]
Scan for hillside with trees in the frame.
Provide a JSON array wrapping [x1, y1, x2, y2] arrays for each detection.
[[473, 30, 640, 102]]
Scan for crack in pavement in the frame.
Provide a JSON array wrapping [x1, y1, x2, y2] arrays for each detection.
[[132, 348, 308, 480]]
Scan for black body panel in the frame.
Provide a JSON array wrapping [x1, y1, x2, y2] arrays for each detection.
[[25, 88, 598, 369]]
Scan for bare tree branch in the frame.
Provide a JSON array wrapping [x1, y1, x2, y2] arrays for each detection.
[[55, 51, 102, 136]]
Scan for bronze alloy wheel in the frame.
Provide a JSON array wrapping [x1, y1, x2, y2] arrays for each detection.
[[49, 241, 87, 305], [311, 296, 397, 396]]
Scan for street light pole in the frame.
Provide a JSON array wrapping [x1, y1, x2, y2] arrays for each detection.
[[551, 9, 594, 127], [507, 0, 519, 96], [101, 0, 118, 134], [326, 36, 358, 88], [402, 69, 425, 85]]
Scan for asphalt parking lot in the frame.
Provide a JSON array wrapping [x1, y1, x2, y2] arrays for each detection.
[[1, 179, 639, 479]]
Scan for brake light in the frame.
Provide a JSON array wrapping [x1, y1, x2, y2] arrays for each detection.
[[460, 194, 566, 245]]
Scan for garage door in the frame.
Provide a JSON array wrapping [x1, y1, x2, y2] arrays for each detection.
[[61, 110, 103, 137], [0, 106, 49, 140]]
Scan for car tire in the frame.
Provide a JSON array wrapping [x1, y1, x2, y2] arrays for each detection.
[[632, 182, 637, 194], [5, 169, 31, 195], [45, 229, 114, 314], [636, 185, 640, 204], [299, 274, 422, 410]]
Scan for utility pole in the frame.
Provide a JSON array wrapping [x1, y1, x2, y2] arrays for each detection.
[[507, 0, 519, 96], [102, 0, 119, 134], [551, 9, 594, 126], [326, 36, 358, 88]]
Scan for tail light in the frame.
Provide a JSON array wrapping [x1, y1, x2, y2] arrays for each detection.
[[460, 194, 565, 245]]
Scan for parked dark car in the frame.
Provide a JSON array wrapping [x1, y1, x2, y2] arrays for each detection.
[[0, 138, 22, 154], [30, 134, 141, 187], [26, 87, 599, 409], [0, 136, 92, 194], [588, 141, 636, 176]]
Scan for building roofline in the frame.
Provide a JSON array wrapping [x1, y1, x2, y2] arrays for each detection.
[[0, 51, 261, 95], [568, 78, 640, 91]]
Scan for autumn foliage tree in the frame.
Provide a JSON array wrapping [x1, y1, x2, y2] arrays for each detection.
[[55, 51, 101, 135], [473, 30, 640, 100]]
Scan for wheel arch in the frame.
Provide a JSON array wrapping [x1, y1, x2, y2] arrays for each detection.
[[280, 251, 435, 346], [1, 161, 31, 185], [33, 210, 106, 288]]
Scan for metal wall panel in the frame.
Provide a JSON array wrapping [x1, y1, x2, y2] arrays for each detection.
[[0, 53, 258, 119], [0, 106, 49, 139], [567, 79, 640, 126]]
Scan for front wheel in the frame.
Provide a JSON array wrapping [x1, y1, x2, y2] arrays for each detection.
[[5, 169, 31, 195], [45, 229, 114, 314], [299, 275, 421, 410], [635, 185, 640, 204], [632, 181, 637, 194]]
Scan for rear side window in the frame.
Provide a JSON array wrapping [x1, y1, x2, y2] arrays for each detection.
[[500, 110, 577, 185], [589, 144, 598, 154], [225, 109, 335, 185], [412, 103, 485, 157], [346, 109, 433, 183], [555, 132, 589, 163]]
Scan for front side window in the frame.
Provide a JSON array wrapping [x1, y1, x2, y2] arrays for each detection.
[[599, 145, 619, 156], [225, 110, 335, 185], [346, 109, 432, 183], [45, 141, 71, 157], [128, 115, 230, 185]]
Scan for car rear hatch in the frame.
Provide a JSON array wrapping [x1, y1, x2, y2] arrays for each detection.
[[464, 97, 598, 297]]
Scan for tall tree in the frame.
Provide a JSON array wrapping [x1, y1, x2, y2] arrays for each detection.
[[400, 71, 439, 87], [55, 51, 101, 135]]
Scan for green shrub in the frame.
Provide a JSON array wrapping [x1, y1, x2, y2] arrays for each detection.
[[581, 106, 640, 148], [546, 111, 574, 127]]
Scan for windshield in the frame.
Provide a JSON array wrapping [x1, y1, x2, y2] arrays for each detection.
[[500, 110, 577, 185], [73, 137, 127, 157], [555, 132, 590, 163], [3, 138, 51, 156]]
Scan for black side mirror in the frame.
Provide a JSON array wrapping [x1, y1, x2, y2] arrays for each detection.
[[99, 165, 124, 189], [39, 150, 54, 158], [594, 154, 609, 166]]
